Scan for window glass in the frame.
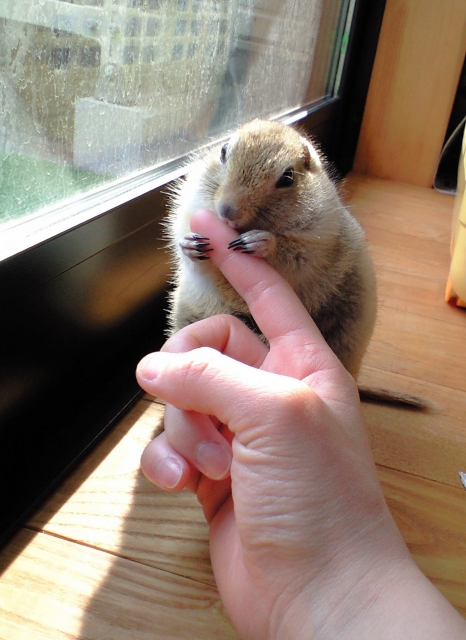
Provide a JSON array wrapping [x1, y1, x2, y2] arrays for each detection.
[[0, 0, 347, 238]]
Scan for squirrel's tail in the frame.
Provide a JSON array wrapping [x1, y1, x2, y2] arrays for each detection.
[[358, 385, 438, 413]]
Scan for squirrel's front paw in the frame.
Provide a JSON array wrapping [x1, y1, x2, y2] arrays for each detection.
[[228, 230, 275, 258], [179, 233, 213, 261]]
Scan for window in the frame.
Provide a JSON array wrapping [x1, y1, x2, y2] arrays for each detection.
[[0, 0, 386, 545], [2, 0, 353, 259]]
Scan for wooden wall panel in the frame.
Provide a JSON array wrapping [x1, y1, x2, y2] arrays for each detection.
[[354, 0, 466, 187]]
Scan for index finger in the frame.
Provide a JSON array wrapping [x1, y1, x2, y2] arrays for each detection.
[[190, 208, 330, 352]]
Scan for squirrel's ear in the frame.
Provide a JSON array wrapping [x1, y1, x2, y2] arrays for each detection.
[[301, 138, 321, 171], [302, 142, 311, 170]]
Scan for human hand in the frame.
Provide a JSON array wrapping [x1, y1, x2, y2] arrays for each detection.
[[136, 209, 466, 639]]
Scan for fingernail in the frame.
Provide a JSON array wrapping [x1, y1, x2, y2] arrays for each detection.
[[154, 457, 183, 489], [195, 442, 231, 480], [137, 353, 164, 381]]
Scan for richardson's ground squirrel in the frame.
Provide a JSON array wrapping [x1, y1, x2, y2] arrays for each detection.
[[165, 119, 431, 410]]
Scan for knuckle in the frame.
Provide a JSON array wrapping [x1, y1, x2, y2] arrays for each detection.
[[182, 347, 221, 382], [275, 378, 314, 418]]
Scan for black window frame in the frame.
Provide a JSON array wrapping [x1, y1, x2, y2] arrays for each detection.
[[0, 0, 386, 547]]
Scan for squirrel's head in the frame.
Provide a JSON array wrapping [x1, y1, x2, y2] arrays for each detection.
[[209, 119, 324, 231]]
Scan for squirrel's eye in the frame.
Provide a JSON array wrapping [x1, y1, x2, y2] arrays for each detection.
[[275, 168, 294, 188], [220, 143, 228, 164]]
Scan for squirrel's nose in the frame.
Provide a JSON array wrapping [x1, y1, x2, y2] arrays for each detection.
[[217, 202, 240, 224]]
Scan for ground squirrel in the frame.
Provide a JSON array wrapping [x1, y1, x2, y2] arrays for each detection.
[[165, 119, 431, 410]]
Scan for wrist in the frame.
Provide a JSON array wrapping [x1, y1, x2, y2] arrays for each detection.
[[271, 542, 466, 640], [271, 555, 407, 639], [263, 506, 406, 638]]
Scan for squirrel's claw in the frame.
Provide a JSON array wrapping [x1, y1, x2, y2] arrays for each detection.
[[228, 230, 274, 258], [180, 233, 213, 261]]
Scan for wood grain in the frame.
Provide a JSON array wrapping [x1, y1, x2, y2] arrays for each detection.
[[347, 175, 466, 385], [0, 530, 237, 640], [354, 0, 466, 187], [378, 466, 466, 617], [350, 173, 466, 615], [349, 173, 466, 486], [361, 368, 466, 487], [28, 399, 215, 587]]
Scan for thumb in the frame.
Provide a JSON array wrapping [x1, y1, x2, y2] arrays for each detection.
[[136, 348, 313, 440]]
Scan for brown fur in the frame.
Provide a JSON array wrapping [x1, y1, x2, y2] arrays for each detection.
[[166, 119, 377, 378], [165, 119, 435, 411]]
